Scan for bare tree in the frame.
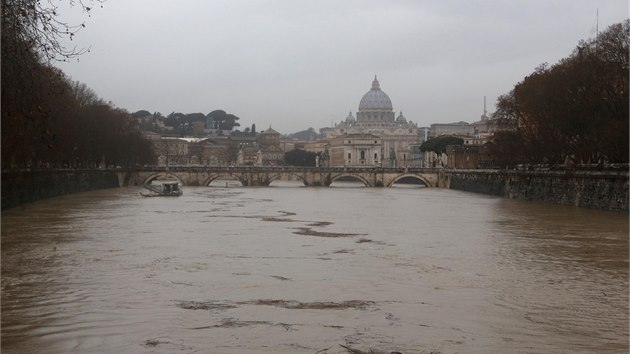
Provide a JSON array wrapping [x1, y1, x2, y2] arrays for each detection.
[[72, 80, 104, 106], [491, 20, 629, 165], [1, 0, 103, 63]]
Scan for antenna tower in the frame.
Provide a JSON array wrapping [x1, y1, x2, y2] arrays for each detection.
[[596, 8, 599, 52], [596, 8, 599, 37], [483, 96, 487, 119]]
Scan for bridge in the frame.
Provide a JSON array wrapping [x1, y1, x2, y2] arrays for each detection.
[[123, 166, 447, 188]]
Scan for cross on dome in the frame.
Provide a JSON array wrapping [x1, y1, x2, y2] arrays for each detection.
[[372, 75, 380, 90]]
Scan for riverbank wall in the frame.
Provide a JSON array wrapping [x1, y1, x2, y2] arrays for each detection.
[[443, 168, 629, 211], [1, 169, 125, 210]]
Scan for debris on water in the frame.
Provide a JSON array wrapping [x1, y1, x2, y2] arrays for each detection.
[[262, 217, 297, 222], [324, 325, 345, 329], [293, 227, 364, 238], [355, 238, 390, 246], [144, 339, 162, 347], [307, 221, 334, 227], [270, 275, 292, 281], [339, 344, 412, 354], [176, 301, 237, 311], [177, 299, 375, 311], [250, 299, 374, 310], [385, 313, 399, 321], [339, 344, 398, 354], [170, 281, 193, 286], [278, 210, 297, 216], [189, 318, 296, 330]]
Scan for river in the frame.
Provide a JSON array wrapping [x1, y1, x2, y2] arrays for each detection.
[[1, 184, 628, 354]]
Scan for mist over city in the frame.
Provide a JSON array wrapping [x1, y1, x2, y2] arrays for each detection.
[[54, 0, 628, 134], [2, 1, 628, 354]]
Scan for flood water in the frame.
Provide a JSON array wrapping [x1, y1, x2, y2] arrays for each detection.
[[1, 183, 628, 354]]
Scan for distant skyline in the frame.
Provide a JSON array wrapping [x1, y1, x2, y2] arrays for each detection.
[[56, 0, 628, 134]]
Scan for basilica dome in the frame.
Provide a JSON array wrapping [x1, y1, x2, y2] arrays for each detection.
[[358, 76, 393, 111]]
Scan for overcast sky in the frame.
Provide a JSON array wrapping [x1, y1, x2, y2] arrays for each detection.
[[56, 0, 628, 134]]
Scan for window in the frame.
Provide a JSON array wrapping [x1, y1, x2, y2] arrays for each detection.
[[360, 151, 365, 159], [348, 153, 352, 159], [374, 153, 378, 159]]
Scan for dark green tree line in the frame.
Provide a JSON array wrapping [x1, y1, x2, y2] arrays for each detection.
[[284, 149, 318, 166], [207, 110, 240, 131], [420, 136, 464, 154], [491, 20, 629, 166]]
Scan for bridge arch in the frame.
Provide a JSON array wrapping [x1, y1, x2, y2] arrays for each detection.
[[202, 174, 245, 187], [329, 173, 371, 187], [386, 173, 431, 187], [143, 173, 185, 186], [267, 173, 309, 187]]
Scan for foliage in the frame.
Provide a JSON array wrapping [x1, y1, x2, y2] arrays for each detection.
[[1, 0, 155, 168], [284, 149, 317, 166], [132, 110, 152, 118], [1, 0, 101, 63], [420, 136, 464, 154], [290, 127, 321, 141], [162, 112, 209, 135], [207, 110, 240, 131], [484, 131, 525, 168], [492, 20, 629, 165]]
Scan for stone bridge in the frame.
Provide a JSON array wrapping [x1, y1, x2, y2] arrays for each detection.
[[123, 166, 447, 188]]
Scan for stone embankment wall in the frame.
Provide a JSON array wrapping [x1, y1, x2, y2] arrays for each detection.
[[444, 168, 629, 211], [1, 169, 124, 210]]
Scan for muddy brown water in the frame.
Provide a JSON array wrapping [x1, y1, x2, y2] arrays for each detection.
[[1, 183, 628, 353]]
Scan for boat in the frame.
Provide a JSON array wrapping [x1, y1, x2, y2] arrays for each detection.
[[140, 181, 183, 197]]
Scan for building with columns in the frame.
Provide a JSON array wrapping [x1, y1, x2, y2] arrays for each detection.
[[328, 133, 382, 167], [325, 76, 424, 167]]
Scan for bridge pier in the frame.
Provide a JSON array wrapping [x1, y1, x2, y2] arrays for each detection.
[[301, 172, 332, 187], [240, 173, 272, 187]]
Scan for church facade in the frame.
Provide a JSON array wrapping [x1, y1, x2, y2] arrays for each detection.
[[326, 76, 424, 167]]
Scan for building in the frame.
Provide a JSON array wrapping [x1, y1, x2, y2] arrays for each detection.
[[429, 121, 474, 137], [198, 140, 229, 166], [329, 133, 382, 167], [446, 144, 493, 169], [325, 76, 424, 167], [279, 137, 297, 154], [430, 98, 498, 140], [304, 140, 329, 155], [258, 126, 284, 165]]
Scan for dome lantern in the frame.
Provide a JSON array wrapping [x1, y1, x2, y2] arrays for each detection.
[[371, 75, 380, 90]]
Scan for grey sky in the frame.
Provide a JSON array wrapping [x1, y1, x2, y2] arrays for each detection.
[[56, 0, 628, 134]]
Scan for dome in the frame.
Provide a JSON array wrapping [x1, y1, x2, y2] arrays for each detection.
[[345, 111, 355, 123], [358, 75, 393, 111], [261, 126, 280, 135], [396, 111, 407, 124]]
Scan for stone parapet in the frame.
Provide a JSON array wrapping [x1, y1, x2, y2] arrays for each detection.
[[445, 168, 629, 211]]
